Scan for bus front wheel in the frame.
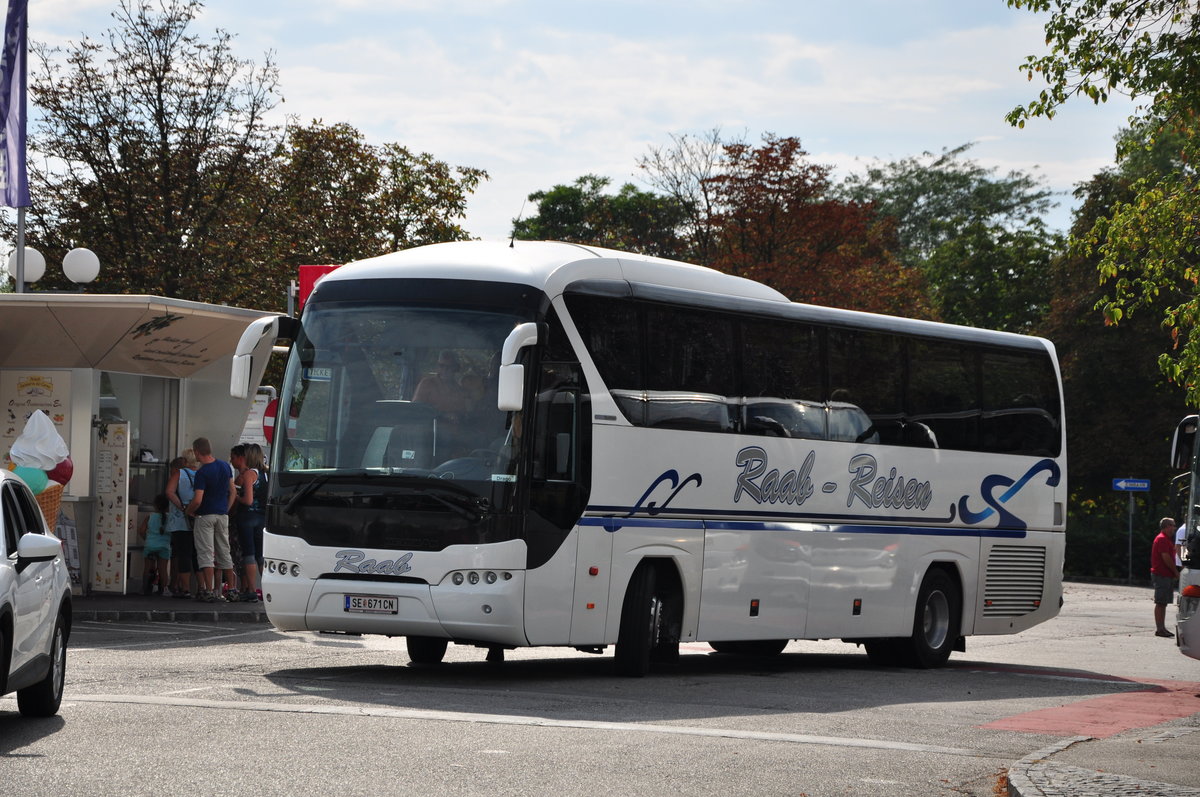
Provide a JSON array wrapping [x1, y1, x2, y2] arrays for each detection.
[[615, 564, 672, 677], [406, 636, 448, 665]]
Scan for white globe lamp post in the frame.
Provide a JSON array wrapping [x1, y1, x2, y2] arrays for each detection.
[[63, 247, 101, 284], [7, 246, 46, 284]]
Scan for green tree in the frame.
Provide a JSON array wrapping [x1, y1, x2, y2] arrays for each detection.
[[512, 174, 688, 258], [839, 144, 1060, 331], [1007, 0, 1200, 400], [268, 121, 486, 271], [5, 2, 487, 310], [1041, 168, 1186, 505], [12, 0, 282, 301]]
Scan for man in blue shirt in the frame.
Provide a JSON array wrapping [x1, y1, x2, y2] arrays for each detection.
[[185, 437, 237, 602]]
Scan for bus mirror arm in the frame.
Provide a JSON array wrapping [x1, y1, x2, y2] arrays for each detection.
[[497, 322, 540, 411], [501, 322, 540, 366]]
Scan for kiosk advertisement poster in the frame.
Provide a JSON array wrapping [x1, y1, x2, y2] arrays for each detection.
[[1, 370, 72, 470], [93, 421, 131, 593]]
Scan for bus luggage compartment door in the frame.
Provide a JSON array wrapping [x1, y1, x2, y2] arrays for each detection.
[[570, 525, 614, 645]]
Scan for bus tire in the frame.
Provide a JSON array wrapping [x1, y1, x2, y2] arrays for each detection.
[[902, 568, 961, 668], [615, 564, 665, 677], [17, 611, 67, 717], [406, 636, 448, 665]]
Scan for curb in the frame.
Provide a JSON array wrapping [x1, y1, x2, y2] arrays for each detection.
[[1008, 736, 1200, 797], [1007, 736, 1089, 797], [74, 609, 269, 623]]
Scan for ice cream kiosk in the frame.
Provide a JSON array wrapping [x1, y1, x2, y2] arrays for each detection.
[[0, 293, 279, 594]]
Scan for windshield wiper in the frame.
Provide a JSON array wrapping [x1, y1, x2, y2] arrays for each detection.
[[283, 474, 490, 522], [283, 474, 331, 515], [382, 482, 490, 522], [424, 491, 488, 522], [282, 469, 381, 515]]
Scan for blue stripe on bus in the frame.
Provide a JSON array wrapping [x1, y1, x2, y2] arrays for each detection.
[[585, 503, 959, 525], [578, 515, 1029, 539]]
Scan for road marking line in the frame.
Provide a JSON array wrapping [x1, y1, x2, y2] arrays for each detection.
[[67, 693, 985, 756], [72, 628, 276, 651], [76, 620, 249, 633]]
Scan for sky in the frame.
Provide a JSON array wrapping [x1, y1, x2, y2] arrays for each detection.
[[24, 0, 1140, 244]]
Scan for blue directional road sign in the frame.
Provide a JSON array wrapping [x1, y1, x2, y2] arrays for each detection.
[[1112, 478, 1151, 492]]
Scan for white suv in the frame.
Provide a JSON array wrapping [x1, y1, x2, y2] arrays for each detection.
[[1, 469, 72, 717]]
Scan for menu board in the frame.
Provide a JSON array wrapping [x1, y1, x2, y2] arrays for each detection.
[[1, 370, 72, 473], [92, 420, 132, 593]]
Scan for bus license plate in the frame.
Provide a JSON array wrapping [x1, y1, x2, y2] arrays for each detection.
[[344, 594, 398, 614]]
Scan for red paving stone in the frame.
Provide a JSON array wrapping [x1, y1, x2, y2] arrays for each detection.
[[981, 677, 1200, 738]]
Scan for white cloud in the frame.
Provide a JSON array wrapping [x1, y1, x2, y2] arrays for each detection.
[[19, 1, 1139, 240]]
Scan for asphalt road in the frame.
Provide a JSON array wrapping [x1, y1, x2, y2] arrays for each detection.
[[1, 582, 1197, 797]]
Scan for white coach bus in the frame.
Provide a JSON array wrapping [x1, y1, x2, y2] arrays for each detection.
[[235, 240, 1066, 676]]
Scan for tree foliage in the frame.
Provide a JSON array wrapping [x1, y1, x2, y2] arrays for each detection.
[[5, 0, 486, 310], [511, 174, 688, 258], [703, 134, 931, 317], [840, 144, 1060, 331], [269, 122, 487, 270], [1038, 155, 1187, 509], [17, 0, 281, 301], [1008, 0, 1200, 401], [637, 128, 734, 266], [518, 132, 932, 317]]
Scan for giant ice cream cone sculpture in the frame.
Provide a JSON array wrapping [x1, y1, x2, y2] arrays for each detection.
[[9, 410, 72, 530]]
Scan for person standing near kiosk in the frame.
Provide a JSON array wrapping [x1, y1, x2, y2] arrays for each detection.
[[185, 437, 236, 603]]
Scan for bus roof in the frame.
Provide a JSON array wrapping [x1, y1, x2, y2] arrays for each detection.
[[323, 239, 790, 304], [322, 240, 1054, 353]]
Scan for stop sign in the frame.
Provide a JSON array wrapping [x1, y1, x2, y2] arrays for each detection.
[[264, 399, 299, 444], [262, 398, 279, 443]]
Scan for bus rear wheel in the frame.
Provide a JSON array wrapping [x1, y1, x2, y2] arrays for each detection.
[[406, 636, 448, 665], [902, 568, 961, 668]]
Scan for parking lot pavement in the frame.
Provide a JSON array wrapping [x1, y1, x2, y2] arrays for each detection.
[[68, 582, 1200, 796]]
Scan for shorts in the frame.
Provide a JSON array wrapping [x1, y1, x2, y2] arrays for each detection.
[[144, 543, 171, 560], [194, 513, 233, 570], [1153, 573, 1176, 605], [235, 512, 264, 565], [171, 529, 195, 573]]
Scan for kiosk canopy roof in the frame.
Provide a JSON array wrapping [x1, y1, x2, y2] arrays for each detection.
[[0, 294, 277, 378]]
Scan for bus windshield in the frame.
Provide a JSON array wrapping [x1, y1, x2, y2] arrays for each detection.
[[278, 301, 526, 501]]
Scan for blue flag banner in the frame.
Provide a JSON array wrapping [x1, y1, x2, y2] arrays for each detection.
[[0, 0, 28, 209]]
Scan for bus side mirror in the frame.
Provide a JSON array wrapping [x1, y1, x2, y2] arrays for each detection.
[[497, 322, 540, 411], [498, 364, 525, 411], [231, 315, 286, 399]]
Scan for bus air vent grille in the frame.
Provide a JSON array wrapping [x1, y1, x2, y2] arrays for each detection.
[[983, 545, 1046, 617]]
